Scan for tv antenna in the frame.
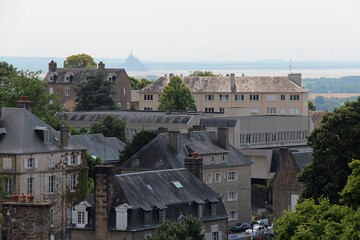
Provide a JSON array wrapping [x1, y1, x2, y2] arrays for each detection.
[[289, 59, 292, 73]]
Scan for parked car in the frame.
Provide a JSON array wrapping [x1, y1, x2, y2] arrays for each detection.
[[229, 222, 251, 233], [245, 224, 267, 234]]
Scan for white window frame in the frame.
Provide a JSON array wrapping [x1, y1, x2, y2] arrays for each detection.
[[267, 107, 276, 115], [219, 94, 229, 101], [205, 107, 214, 113], [222, 154, 226, 162], [205, 95, 215, 101], [4, 178, 11, 193], [290, 94, 300, 101], [229, 211, 238, 221], [3, 158, 12, 170], [281, 94, 286, 101], [266, 94, 276, 101], [206, 173, 213, 184], [49, 175, 55, 194], [215, 172, 221, 183], [211, 155, 215, 163], [49, 157, 56, 169], [219, 107, 224, 113], [144, 107, 153, 111], [65, 87, 70, 96], [251, 108, 259, 115], [27, 177, 34, 195], [70, 174, 77, 192], [249, 94, 259, 101], [144, 94, 153, 101], [227, 171, 238, 182], [49, 87, 53, 94], [227, 191, 238, 201], [50, 206, 55, 226], [235, 94, 244, 101], [290, 107, 300, 115]]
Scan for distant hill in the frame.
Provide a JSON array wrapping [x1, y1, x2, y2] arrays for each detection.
[[303, 76, 360, 93], [124, 52, 147, 71]]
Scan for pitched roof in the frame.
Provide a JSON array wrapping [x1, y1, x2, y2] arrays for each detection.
[[121, 130, 253, 171], [113, 168, 224, 210], [0, 108, 85, 154], [140, 75, 308, 93], [69, 134, 125, 162], [309, 110, 328, 128], [44, 68, 127, 84], [291, 150, 312, 171]]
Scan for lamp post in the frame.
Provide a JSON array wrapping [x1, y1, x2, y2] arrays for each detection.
[[242, 186, 254, 222]]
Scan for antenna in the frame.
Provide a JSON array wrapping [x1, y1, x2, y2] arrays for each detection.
[[289, 59, 292, 73]]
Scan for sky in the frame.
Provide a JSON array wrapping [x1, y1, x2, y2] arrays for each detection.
[[1, 0, 360, 62]]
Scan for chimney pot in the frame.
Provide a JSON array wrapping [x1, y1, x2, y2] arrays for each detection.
[[48, 60, 57, 72], [98, 61, 105, 71]]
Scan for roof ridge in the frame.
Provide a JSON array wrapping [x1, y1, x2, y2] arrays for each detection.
[[118, 168, 186, 177]]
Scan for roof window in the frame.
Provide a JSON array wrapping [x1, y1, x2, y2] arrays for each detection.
[[172, 181, 183, 188]]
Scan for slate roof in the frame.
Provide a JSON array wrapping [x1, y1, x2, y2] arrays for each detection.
[[44, 68, 127, 84], [69, 134, 125, 162], [200, 118, 238, 128], [121, 130, 253, 171], [270, 147, 312, 172], [140, 75, 308, 93], [0, 108, 85, 154], [113, 168, 224, 210], [291, 150, 312, 171], [309, 110, 328, 128]]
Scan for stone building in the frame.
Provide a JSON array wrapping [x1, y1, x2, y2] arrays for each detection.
[[120, 127, 253, 225], [138, 73, 309, 115], [272, 147, 311, 217], [0, 105, 87, 239], [44, 60, 132, 110], [67, 166, 228, 240]]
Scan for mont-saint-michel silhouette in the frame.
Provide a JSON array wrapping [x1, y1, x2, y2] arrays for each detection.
[[124, 51, 148, 71]]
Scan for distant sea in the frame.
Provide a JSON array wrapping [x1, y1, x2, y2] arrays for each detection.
[[2, 56, 360, 79]]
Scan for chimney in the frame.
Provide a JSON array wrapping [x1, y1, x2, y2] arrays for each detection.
[[230, 73, 236, 92], [94, 165, 114, 240], [157, 127, 168, 135], [192, 125, 206, 131], [16, 96, 33, 113], [188, 127, 194, 138], [60, 124, 69, 147], [279, 147, 291, 168], [98, 61, 105, 71], [184, 152, 203, 180], [288, 73, 302, 86], [218, 127, 229, 150], [169, 131, 180, 154], [48, 60, 57, 72]]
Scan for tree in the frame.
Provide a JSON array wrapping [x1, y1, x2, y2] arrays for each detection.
[[308, 100, 316, 111], [148, 215, 205, 240], [90, 115, 126, 142], [298, 97, 360, 204], [189, 70, 217, 76], [340, 160, 360, 209], [63, 53, 96, 68], [74, 71, 116, 111], [0, 65, 63, 129], [120, 129, 157, 164], [129, 77, 152, 90], [158, 76, 196, 111]]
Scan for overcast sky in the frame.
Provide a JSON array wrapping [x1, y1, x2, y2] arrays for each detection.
[[1, 0, 359, 62]]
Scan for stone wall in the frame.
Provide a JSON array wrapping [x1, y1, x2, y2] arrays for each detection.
[[2, 202, 52, 240]]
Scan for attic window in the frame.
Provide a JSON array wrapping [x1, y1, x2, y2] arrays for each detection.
[[146, 184, 153, 190], [107, 73, 116, 82], [172, 181, 183, 188], [49, 73, 57, 82], [64, 73, 74, 82]]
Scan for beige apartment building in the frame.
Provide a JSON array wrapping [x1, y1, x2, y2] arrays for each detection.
[[139, 73, 309, 116]]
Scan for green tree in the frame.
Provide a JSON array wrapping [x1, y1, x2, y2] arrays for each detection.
[[0, 61, 17, 79], [120, 129, 157, 164], [0, 67, 63, 129], [148, 215, 205, 240], [74, 71, 116, 111], [90, 115, 126, 142], [298, 98, 360, 204], [189, 70, 217, 76], [129, 76, 139, 89], [158, 76, 196, 111], [308, 100, 316, 111], [63, 53, 97, 68], [340, 160, 360, 209], [129, 77, 152, 90]]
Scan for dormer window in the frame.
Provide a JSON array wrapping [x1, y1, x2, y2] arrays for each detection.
[[107, 73, 116, 82], [73, 203, 89, 228], [64, 72, 74, 82], [211, 202, 217, 216], [49, 73, 58, 82], [115, 203, 130, 230]]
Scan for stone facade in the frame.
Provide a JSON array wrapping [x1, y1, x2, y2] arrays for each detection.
[[2, 202, 52, 240]]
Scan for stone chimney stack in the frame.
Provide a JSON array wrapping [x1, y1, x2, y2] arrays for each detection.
[[230, 73, 236, 92], [188, 127, 194, 138], [157, 127, 168, 135], [288, 73, 302, 86], [98, 61, 105, 71], [218, 127, 229, 150], [60, 124, 69, 147], [16, 96, 33, 113], [169, 131, 180, 154], [184, 152, 203, 180], [94, 165, 114, 240], [48, 60, 57, 72]]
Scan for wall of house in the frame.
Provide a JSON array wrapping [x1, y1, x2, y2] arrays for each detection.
[[112, 71, 132, 109], [203, 219, 228, 240], [48, 83, 76, 109], [239, 149, 274, 180]]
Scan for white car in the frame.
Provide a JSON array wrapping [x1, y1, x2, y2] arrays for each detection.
[[245, 224, 267, 234]]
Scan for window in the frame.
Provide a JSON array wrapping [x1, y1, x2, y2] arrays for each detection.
[[290, 107, 300, 114], [206, 173, 213, 184], [65, 76, 70, 82], [267, 107, 276, 114], [27, 177, 34, 194], [235, 94, 244, 101], [70, 174, 76, 192], [251, 108, 259, 115], [215, 172, 221, 183], [205, 95, 214, 101], [49, 88, 53, 94], [205, 108, 214, 112], [65, 87, 70, 96], [280, 108, 286, 114], [144, 94, 153, 101], [144, 107, 153, 111], [4, 178, 11, 193], [144, 211, 151, 226], [290, 94, 300, 101], [3, 158, 12, 170], [211, 155, 215, 163], [49, 175, 55, 194], [229, 211, 238, 221], [159, 209, 166, 223], [219, 107, 224, 113], [78, 211, 85, 224], [67, 154, 81, 166], [222, 154, 226, 162], [158, 94, 161, 100], [172, 181, 183, 188], [211, 232, 219, 240], [211, 202, 217, 216], [198, 204, 204, 219], [49, 157, 55, 169], [266, 95, 276, 101], [281, 94, 286, 101], [49, 100, 53, 104], [219, 94, 229, 101], [50, 206, 54, 226], [227, 171, 238, 182], [249, 94, 259, 101], [193, 95, 197, 102], [26, 158, 35, 169], [227, 191, 238, 201], [49, 76, 54, 82], [123, 88, 126, 95], [127, 102, 130, 109]]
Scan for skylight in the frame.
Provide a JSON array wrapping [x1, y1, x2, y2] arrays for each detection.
[[146, 184, 153, 190], [172, 181, 183, 188]]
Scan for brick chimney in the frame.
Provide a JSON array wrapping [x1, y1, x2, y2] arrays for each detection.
[[98, 61, 105, 71], [157, 127, 168, 135], [16, 96, 33, 113], [94, 165, 114, 240], [218, 127, 229, 150], [48, 60, 57, 72], [169, 131, 180, 154], [288, 73, 302, 86], [230, 73, 236, 92], [184, 152, 203, 180], [60, 124, 69, 147]]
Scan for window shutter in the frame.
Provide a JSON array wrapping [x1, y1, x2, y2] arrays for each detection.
[[77, 155, 81, 165], [45, 174, 49, 193], [72, 208, 77, 224], [35, 158, 39, 168], [24, 158, 28, 169], [67, 156, 71, 165], [218, 231, 222, 240], [205, 233, 211, 240]]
